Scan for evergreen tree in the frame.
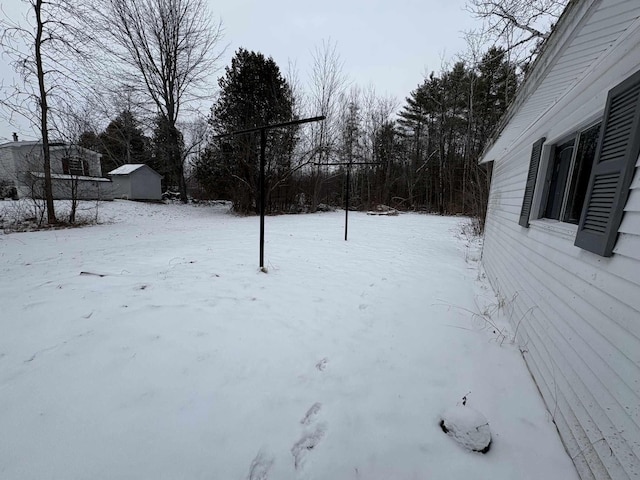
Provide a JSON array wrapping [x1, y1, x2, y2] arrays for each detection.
[[151, 115, 184, 192], [98, 110, 152, 174], [475, 47, 518, 151], [394, 49, 517, 218], [373, 121, 401, 205], [78, 131, 102, 155], [196, 48, 296, 213]]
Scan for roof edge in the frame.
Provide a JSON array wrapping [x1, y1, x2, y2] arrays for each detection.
[[479, 0, 598, 162]]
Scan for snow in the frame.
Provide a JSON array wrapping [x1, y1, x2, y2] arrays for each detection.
[[0, 200, 579, 480], [107, 164, 146, 175], [30, 171, 112, 182], [441, 405, 492, 453]]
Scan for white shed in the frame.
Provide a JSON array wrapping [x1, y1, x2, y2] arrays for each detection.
[[479, 1, 640, 479], [108, 164, 162, 201]]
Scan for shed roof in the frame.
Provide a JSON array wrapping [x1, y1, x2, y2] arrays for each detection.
[[108, 163, 163, 179], [108, 164, 146, 175]]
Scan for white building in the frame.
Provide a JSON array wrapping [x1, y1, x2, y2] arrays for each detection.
[[480, 1, 640, 479], [0, 136, 112, 200], [108, 164, 163, 201]]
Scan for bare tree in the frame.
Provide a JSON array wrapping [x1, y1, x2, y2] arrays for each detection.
[[466, 0, 568, 67], [355, 86, 398, 206], [285, 59, 305, 120], [306, 39, 348, 211], [179, 115, 209, 195], [51, 104, 101, 224], [1, 0, 93, 223], [92, 0, 224, 202]]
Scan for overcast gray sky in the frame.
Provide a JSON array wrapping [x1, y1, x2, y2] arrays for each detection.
[[0, 0, 478, 142]]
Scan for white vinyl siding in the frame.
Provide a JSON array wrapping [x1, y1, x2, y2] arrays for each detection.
[[129, 168, 162, 201], [485, 157, 640, 480], [109, 165, 162, 201], [481, 1, 640, 479], [0, 147, 17, 184]]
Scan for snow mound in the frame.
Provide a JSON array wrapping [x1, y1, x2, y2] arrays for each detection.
[[440, 406, 492, 453], [367, 204, 399, 216]]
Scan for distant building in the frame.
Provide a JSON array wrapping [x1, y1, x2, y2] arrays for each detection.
[[0, 136, 113, 200], [479, 1, 640, 479], [108, 164, 163, 201]]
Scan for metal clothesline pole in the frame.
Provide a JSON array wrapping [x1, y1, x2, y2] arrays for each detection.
[[314, 160, 378, 241], [259, 127, 266, 269], [213, 115, 325, 271], [345, 164, 350, 241]]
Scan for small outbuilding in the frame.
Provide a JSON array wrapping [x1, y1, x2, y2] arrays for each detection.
[[108, 164, 162, 201]]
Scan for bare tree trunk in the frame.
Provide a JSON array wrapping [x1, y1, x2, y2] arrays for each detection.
[[35, 0, 56, 224], [95, 0, 223, 205], [69, 175, 78, 223], [307, 40, 346, 211]]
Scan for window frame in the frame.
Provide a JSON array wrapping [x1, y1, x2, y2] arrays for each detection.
[[519, 68, 640, 257], [538, 121, 602, 225], [62, 156, 89, 176]]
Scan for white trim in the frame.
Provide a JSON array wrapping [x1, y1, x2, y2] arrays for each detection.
[[29, 172, 111, 182], [482, 3, 640, 163], [530, 218, 579, 241], [545, 111, 604, 146]]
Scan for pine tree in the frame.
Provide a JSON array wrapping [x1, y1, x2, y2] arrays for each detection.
[[196, 48, 296, 213], [98, 110, 151, 174], [151, 115, 184, 192]]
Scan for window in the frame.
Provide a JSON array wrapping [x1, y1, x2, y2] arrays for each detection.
[[519, 68, 640, 257], [62, 157, 89, 176], [542, 123, 601, 224]]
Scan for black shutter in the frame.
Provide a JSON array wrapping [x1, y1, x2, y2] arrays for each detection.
[[82, 160, 89, 176], [575, 70, 640, 257], [519, 137, 546, 227], [62, 158, 70, 175]]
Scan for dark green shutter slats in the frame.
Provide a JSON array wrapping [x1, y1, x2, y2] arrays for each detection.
[[519, 137, 546, 227], [575, 70, 640, 257]]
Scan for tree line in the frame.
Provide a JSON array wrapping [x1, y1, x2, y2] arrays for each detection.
[[192, 45, 516, 234], [1, 0, 566, 228]]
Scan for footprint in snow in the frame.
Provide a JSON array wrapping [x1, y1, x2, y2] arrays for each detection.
[[247, 449, 274, 480], [291, 422, 326, 470], [315, 357, 328, 371], [300, 402, 322, 425], [196, 352, 211, 362]]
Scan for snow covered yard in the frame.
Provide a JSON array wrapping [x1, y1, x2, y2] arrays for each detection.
[[0, 201, 578, 480]]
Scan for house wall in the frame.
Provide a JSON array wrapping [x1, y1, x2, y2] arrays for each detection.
[[48, 146, 102, 177], [111, 176, 132, 199], [0, 146, 17, 187], [49, 177, 114, 201], [3, 143, 103, 196], [4, 144, 102, 178], [129, 168, 161, 201], [482, 18, 640, 480]]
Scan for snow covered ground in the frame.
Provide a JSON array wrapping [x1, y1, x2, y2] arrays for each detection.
[[0, 200, 579, 480]]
